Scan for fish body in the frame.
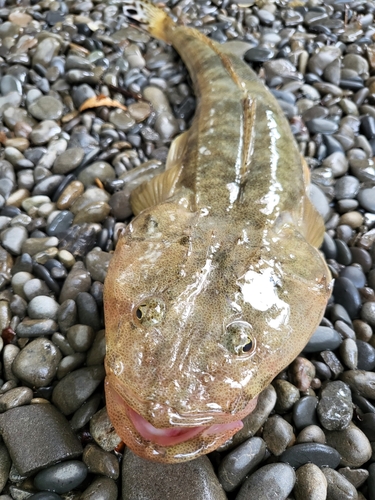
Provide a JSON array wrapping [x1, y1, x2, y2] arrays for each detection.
[[104, 0, 332, 463]]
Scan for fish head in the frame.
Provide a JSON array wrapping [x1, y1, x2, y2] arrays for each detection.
[[104, 202, 331, 462]]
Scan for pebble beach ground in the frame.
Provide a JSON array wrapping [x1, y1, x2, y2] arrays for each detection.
[[0, 0, 374, 498]]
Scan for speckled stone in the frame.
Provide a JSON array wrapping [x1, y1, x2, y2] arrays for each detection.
[[236, 463, 295, 500], [294, 463, 327, 500], [122, 450, 227, 500]]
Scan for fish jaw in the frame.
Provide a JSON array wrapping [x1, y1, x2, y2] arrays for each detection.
[[104, 377, 257, 463]]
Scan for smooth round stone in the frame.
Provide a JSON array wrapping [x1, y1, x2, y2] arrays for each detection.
[[70, 187, 109, 214], [294, 463, 327, 500], [322, 468, 358, 500], [22, 237, 59, 256], [3, 107, 36, 130], [340, 338, 358, 369], [90, 407, 122, 452], [273, 380, 300, 413], [333, 277, 361, 319], [57, 353, 86, 380], [244, 47, 274, 63], [356, 340, 375, 370], [128, 101, 151, 122], [340, 370, 375, 399], [16, 318, 58, 338], [66, 324, 95, 352], [34, 460, 87, 494], [78, 161, 115, 187], [12, 338, 61, 387], [28, 296, 59, 321], [53, 148, 84, 175], [52, 365, 105, 415], [142, 86, 171, 114], [109, 109, 135, 131], [335, 239, 352, 266], [85, 248, 112, 283], [296, 425, 326, 444], [340, 266, 366, 288], [70, 392, 101, 431], [309, 184, 330, 221], [57, 181, 84, 210], [361, 302, 375, 327], [280, 443, 341, 469], [82, 443, 119, 479], [1, 225, 27, 255], [334, 175, 359, 199], [1, 74, 22, 95], [306, 118, 339, 134], [23, 278, 50, 300], [28, 96, 63, 121], [339, 467, 369, 489], [29, 121, 61, 146], [304, 326, 342, 353], [0, 386, 34, 412], [32, 38, 60, 67], [80, 476, 118, 500], [29, 493, 62, 500], [46, 211, 74, 237], [154, 111, 179, 140], [59, 262, 91, 303], [326, 422, 372, 468], [356, 412, 375, 441], [353, 319, 372, 342], [293, 396, 319, 429], [236, 463, 295, 500], [76, 292, 101, 331], [72, 201, 111, 224], [317, 381, 353, 431], [350, 247, 372, 272], [322, 232, 337, 260], [86, 329, 106, 367], [358, 188, 375, 213], [217, 437, 266, 492], [262, 415, 294, 456]]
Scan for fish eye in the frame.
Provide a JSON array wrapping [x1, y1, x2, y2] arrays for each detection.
[[225, 321, 256, 356], [134, 297, 166, 327]]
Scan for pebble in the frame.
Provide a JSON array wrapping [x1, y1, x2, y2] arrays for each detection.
[[80, 476, 118, 500], [304, 326, 342, 352], [279, 443, 341, 469], [122, 450, 226, 500], [0, 404, 82, 475], [236, 463, 295, 500], [0, 386, 33, 412], [294, 463, 327, 500], [217, 437, 266, 492], [325, 422, 372, 467], [82, 443, 119, 479], [322, 468, 358, 500], [262, 415, 294, 456], [33, 461, 88, 495], [317, 381, 353, 431], [12, 338, 62, 387], [293, 396, 319, 429]]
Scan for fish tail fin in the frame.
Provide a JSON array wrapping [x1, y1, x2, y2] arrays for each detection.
[[123, 0, 175, 42]]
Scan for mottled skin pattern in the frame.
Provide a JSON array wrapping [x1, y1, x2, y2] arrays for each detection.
[[104, 4, 332, 463]]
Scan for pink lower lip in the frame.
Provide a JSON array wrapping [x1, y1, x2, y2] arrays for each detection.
[[126, 404, 244, 447]]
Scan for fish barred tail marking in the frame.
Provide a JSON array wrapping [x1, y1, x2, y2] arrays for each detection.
[[123, 0, 175, 42]]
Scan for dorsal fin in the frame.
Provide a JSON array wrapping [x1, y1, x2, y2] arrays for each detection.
[[237, 94, 256, 202]]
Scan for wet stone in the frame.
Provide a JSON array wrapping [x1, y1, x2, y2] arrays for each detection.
[[358, 188, 375, 213], [69, 392, 101, 431], [236, 463, 295, 500], [356, 340, 375, 371], [122, 450, 227, 500], [279, 443, 341, 469], [273, 379, 300, 413], [335, 239, 352, 266], [82, 443, 119, 479], [340, 266, 366, 288], [0, 404, 82, 476], [109, 109, 135, 132], [28, 97, 63, 121], [16, 318, 58, 337], [29, 121, 61, 146], [28, 296, 59, 321], [12, 338, 62, 387], [217, 437, 266, 492], [339, 467, 369, 489], [296, 425, 326, 445], [86, 329, 106, 366], [80, 476, 118, 500], [1, 226, 28, 255], [66, 324, 95, 352], [33, 461, 88, 495], [77, 161, 115, 187], [52, 365, 105, 415], [293, 396, 319, 429], [317, 381, 353, 431], [0, 386, 33, 412], [59, 261, 91, 303], [340, 338, 358, 370], [90, 407, 122, 452], [361, 302, 375, 328], [53, 148, 84, 175]]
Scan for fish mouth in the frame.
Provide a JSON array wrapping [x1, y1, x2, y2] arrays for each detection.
[[126, 402, 244, 447]]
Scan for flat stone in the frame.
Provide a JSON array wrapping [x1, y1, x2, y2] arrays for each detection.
[[325, 422, 372, 467], [0, 404, 82, 476], [122, 450, 226, 500], [322, 468, 358, 500], [33, 461, 88, 495], [279, 443, 341, 469], [304, 326, 342, 352], [80, 476, 118, 500]]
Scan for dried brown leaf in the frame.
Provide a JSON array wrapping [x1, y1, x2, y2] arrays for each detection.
[[79, 95, 128, 112]]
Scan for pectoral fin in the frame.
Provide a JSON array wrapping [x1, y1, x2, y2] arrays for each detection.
[[130, 162, 183, 215], [166, 131, 189, 170]]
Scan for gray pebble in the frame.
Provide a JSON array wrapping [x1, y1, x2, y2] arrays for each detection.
[[334, 175, 359, 199], [29, 121, 61, 146], [52, 365, 105, 415], [70, 393, 102, 431], [317, 381, 353, 431], [53, 148, 84, 175], [23, 279, 50, 301], [356, 340, 375, 370], [109, 109, 135, 132], [122, 449, 226, 500], [78, 161, 115, 187], [0, 387, 33, 412], [1, 226, 28, 255], [12, 338, 62, 387], [273, 379, 300, 413], [28, 96, 63, 121], [279, 443, 341, 469], [322, 468, 358, 500], [309, 184, 330, 221], [296, 425, 326, 444], [28, 296, 59, 321], [293, 396, 319, 429], [82, 443, 119, 479], [0, 444, 11, 495], [86, 329, 106, 366], [358, 188, 375, 213], [325, 422, 372, 467], [33, 461, 88, 495], [304, 326, 342, 352], [340, 266, 366, 288], [16, 318, 58, 338], [57, 353, 86, 380], [90, 407, 122, 452], [59, 261, 91, 303], [0, 404, 82, 476], [339, 467, 369, 489], [361, 302, 375, 327], [85, 248, 112, 283], [236, 463, 295, 500], [66, 324, 95, 352], [80, 476, 118, 500], [340, 338, 358, 369], [217, 437, 266, 492], [263, 415, 294, 456]]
